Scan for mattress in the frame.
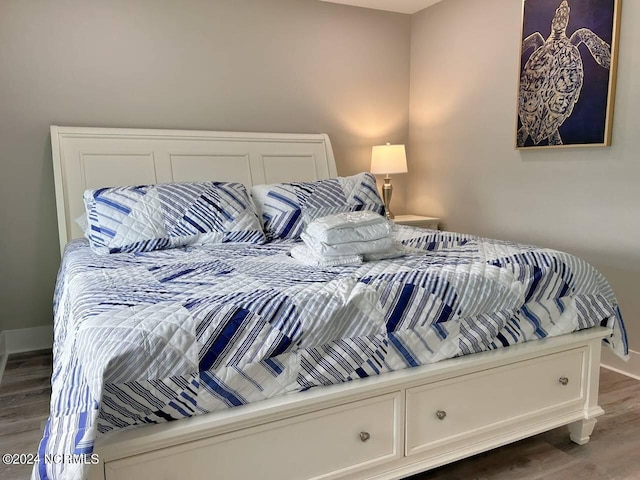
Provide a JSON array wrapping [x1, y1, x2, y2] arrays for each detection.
[[34, 226, 628, 479]]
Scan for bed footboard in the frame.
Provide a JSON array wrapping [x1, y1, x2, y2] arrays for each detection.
[[88, 328, 608, 480]]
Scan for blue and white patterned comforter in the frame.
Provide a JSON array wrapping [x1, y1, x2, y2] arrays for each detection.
[[34, 226, 628, 479]]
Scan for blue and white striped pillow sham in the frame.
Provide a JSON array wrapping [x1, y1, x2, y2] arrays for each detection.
[[84, 181, 265, 254], [250, 172, 385, 241]]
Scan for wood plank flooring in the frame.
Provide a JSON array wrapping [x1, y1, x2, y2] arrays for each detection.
[[0, 350, 52, 480], [0, 350, 638, 480]]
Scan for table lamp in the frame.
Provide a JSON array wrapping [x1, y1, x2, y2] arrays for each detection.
[[370, 143, 408, 219]]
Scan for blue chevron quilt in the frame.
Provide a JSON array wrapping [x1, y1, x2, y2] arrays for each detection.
[[34, 226, 628, 479]]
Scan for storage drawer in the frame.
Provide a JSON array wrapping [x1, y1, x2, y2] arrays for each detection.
[[106, 392, 402, 480], [406, 348, 584, 455]]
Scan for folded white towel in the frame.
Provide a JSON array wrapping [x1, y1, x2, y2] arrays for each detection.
[[301, 232, 393, 257], [304, 211, 391, 245], [290, 245, 362, 267], [363, 241, 407, 261]]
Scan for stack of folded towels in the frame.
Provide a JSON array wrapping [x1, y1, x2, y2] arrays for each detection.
[[290, 211, 405, 266]]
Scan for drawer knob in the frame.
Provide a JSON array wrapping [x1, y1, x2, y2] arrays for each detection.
[[436, 410, 447, 420], [559, 377, 569, 386], [359, 431, 371, 442]]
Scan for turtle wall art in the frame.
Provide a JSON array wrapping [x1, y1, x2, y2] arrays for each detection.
[[516, 0, 621, 149]]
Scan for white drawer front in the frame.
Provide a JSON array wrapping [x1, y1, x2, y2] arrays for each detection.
[[406, 348, 584, 455], [106, 392, 402, 480]]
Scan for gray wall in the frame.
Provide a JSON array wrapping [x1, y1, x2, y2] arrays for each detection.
[[5, 0, 635, 375], [409, 0, 640, 370], [0, 0, 411, 333]]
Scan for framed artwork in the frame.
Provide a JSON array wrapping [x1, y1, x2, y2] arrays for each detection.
[[516, 0, 621, 149]]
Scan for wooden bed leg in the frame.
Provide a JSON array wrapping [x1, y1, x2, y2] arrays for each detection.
[[568, 418, 597, 445]]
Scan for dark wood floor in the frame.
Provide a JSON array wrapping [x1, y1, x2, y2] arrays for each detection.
[[0, 350, 638, 480]]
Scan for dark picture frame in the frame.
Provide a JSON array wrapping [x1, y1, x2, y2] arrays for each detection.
[[516, 0, 621, 149]]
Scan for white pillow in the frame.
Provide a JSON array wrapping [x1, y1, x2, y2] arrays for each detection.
[[74, 213, 89, 238]]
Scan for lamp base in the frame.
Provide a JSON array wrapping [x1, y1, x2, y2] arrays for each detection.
[[381, 176, 394, 219]]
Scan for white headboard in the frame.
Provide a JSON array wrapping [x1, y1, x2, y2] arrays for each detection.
[[51, 126, 338, 253]]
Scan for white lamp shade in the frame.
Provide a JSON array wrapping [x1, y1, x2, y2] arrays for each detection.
[[370, 143, 408, 175]]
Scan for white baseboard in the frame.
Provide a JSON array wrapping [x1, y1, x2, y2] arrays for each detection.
[[2, 325, 54, 355], [601, 348, 640, 382], [0, 325, 54, 385]]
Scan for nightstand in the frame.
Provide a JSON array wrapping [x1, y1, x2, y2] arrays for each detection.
[[393, 214, 440, 230]]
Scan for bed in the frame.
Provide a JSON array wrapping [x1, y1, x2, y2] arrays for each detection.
[[36, 126, 628, 480]]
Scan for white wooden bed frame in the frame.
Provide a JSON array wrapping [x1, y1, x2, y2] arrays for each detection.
[[51, 126, 608, 480]]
